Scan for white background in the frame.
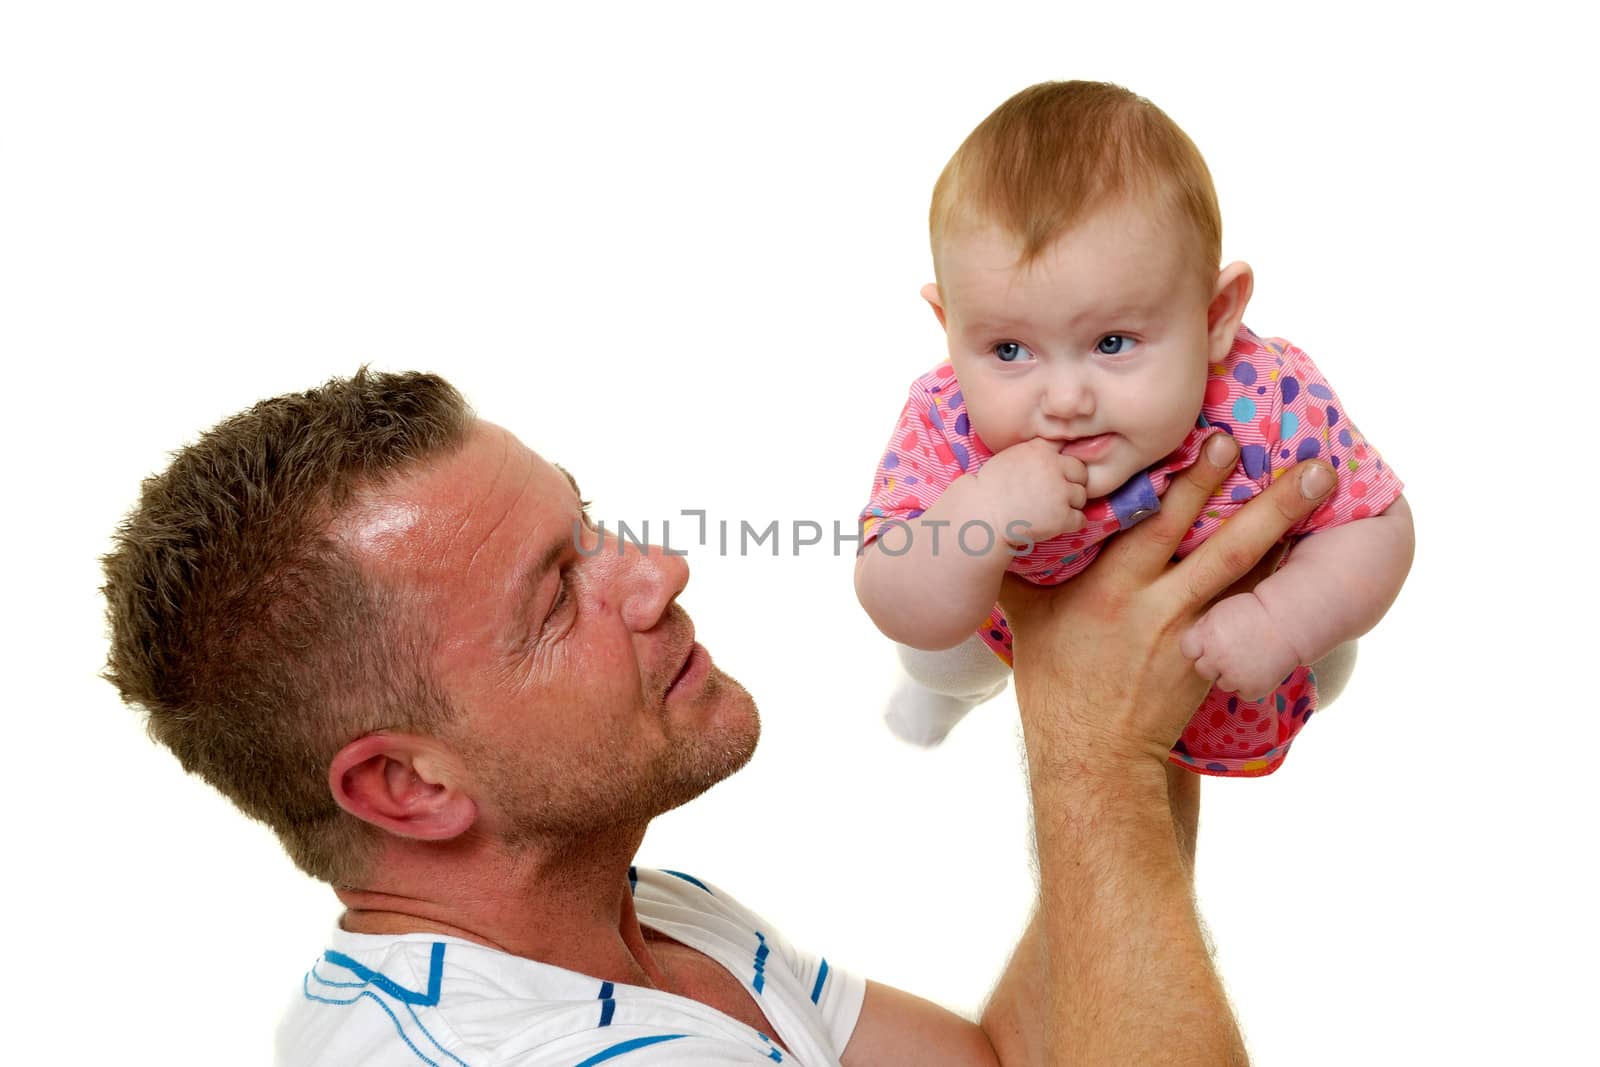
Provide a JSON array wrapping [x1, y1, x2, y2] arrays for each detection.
[[3, 3, 1596, 1064]]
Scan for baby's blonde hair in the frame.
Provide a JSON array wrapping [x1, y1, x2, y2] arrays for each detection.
[[931, 81, 1222, 287]]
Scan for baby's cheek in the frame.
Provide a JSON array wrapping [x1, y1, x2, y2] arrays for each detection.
[[1085, 463, 1130, 500], [1155, 404, 1205, 458], [965, 397, 1022, 451]]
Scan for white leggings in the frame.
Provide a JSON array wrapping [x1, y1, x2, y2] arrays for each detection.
[[883, 633, 1012, 745], [895, 633, 1011, 704], [886, 632, 1359, 746]]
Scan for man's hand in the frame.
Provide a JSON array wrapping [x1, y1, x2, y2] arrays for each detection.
[[998, 434, 1336, 770], [1182, 590, 1303, 701], [968, 438, 1089, 547], [979, 435, 1338, 1067]]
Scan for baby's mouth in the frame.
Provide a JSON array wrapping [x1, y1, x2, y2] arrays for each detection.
[[1057, 433, 1116, 461]]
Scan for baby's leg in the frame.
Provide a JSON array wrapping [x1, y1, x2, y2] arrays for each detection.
[[884, 634, 1011, 746], [1310, 640, 1359, 708]]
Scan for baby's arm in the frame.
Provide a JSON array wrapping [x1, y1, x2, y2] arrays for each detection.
[[1181, 495, 1415, 699], [856, 439, 1088, 650]]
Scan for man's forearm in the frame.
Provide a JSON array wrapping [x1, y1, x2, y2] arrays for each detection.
[[982, 749, 1242, 1066], [1037, 757, 1242, 1064]]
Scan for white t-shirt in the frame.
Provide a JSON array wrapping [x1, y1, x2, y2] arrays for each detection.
[[275, 867, 866, 1066]]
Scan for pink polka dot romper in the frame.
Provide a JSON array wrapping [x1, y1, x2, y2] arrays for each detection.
[[860, 326, 1404, 777]]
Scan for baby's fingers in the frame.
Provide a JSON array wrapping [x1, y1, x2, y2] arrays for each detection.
[[1189, 648, 1221, 684], [1055, 452, 1089, 486], [1178, 624, 1205, 662]]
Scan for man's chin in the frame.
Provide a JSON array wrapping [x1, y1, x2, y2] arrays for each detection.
[[696, 672, 761, 778], [654, 671, 760, 812]]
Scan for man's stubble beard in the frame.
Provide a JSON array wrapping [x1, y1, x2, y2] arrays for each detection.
[[486, 672, 761, 852]]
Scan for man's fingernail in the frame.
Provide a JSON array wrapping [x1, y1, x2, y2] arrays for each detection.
[[1300, 463, 1334, 499], [1205, 434, 1237, 464]]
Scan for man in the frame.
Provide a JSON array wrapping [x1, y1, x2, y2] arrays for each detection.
[[103, 369, 1339, 1064]]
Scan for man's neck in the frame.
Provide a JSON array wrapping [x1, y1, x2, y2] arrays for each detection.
[[334, 825, 669, 990]]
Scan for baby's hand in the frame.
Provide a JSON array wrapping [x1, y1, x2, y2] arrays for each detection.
[[1180, 592, 1303, 702], [970, 438, 1088, 546]]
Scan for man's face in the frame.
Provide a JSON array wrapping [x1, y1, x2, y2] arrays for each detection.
[[341, 421, 759, 845], [935, 199, 1215, 499]]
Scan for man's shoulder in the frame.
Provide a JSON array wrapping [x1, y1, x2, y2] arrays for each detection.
[[276, 873, 859, 1065], [276, 928, 572, 1065], [629, 867, 777, 950], [631, 866, 741, 908]]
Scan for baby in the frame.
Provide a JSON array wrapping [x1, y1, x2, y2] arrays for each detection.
[[854, 81, 1415, 776]]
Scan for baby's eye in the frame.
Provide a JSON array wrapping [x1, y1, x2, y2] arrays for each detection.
[[994, 342, 1034, 363], [1096, 335, 1137, 356]]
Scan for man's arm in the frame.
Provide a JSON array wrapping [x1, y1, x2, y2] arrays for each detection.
[[979, 435, 1326, 1066], [975, 760, 1202, 1065], [840, 436, 1337, 1065], [844, 769, 1201, 1067]]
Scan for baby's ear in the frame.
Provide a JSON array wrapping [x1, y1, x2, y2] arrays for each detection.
[[1207, 262, 1254, 360], [920, 283, 948, 331]]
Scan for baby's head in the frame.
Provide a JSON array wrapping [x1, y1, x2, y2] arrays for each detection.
[[925, 81, 1253, 498]]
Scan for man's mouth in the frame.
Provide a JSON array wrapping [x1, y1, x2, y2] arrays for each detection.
[[665, 627, 705, 701]]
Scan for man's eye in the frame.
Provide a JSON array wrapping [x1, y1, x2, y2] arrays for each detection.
[[994, 342, 1033, 363], [1096, 334, 1137, 356], [547, 569, 575, 624]]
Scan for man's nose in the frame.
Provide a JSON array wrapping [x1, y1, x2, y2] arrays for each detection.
[[607, 534, 690, 632]]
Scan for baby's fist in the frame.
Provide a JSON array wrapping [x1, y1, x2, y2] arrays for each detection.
[[1180, 592, 1303, 702], [974, 438, 1089, 545]]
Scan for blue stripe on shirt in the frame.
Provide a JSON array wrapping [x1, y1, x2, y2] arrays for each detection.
[[661, 869, 712, 893], [302, 975, 470, 1067], [573, 1034, 689, 1066], [810, 958, 830, 1004], [752, 932, 768, 994], [322, 941, 445, 1006]]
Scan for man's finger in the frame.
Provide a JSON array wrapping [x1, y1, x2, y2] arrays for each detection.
[[1114, 433, 1239, 575], [1166, 459, 1336, 614]]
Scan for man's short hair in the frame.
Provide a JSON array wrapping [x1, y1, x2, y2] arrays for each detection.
[[101, 369, 473, 884], [930, 80, 1223, 286]]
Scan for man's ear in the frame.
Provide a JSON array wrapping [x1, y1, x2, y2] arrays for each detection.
[[328, 733, 477, 841], [920, 282, 948, 331], [1207, 261, 1254, 362]]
